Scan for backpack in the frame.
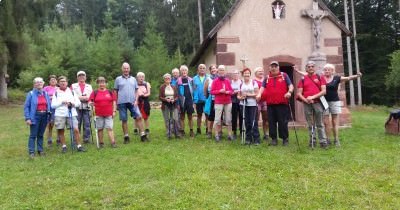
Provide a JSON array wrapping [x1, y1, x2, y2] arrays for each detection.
[[261, 72, 288, 101], [92, 90, 113, 102]]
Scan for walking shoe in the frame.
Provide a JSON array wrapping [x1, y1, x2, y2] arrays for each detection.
[[227, 135, 234, 141], [196, 128, 201, 135], [308, 137, 317, 148], [189, 130, 195, 138], [77, 146, 87, 152], [47, 138, 53, 147], [254, 142, 260, 146], [245, 141, 251, 145], [175, 135, 181, 139], [111, 142, 117, 148], [283, 139, 289, 146], [206, 132, 212, 139], [334, 139, 341, 147], [56, 138, 61, 146], [133, 129, 139, 135], [320, 142, 328, 149], [29, 153, 35, 159], [269, 139, 278, 146], [215, 135, 221, 142], [83, 139, 90, 144], [124, 136, 130, 144], [62, 147, 67, 153], [38, 151, 46, 156], [232, 134, 237, 140], [263, 135, 269, 141], [140, 134, 148, 142], [145, 129, 150, 135], [326, 138, 331, 145], [180, 130, 186, 136], [99, 142, 104, 148]]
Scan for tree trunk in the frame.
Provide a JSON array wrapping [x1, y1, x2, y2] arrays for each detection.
[[0, 52, 8, 104]]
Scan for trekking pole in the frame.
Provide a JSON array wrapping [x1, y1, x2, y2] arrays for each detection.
[[168, 105, 172, 139], [91, 105, 99, 149], [311, 109, 315, 150], [68, 105, 75, 153], [88, 107, 94, 144], [241, 99, 246, 145], [288, 102, 301, 152]]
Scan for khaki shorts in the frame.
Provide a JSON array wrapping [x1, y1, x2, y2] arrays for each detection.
[[324, 101, 342, 115], [55, 116, 78, 130], [95, 116, 113, 129], [214, 103, 232, 126]]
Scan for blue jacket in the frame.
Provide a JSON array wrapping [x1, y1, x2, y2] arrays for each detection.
[[24, 89, 51, 124], [192, 74, 208, 103]]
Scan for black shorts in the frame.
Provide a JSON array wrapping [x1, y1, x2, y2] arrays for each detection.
[[206, 100, 215, 121], [181, 100, 195, 115], [196, 102, 205, 115]]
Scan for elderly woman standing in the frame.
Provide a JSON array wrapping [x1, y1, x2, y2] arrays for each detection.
[[159, 73, 180, 139], [237, 68, 261, 145], [322, 63, 362, 146], [24, 77, 51, 158], [136, 72, 151, 134]]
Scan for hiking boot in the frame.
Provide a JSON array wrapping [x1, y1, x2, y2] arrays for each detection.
[[133, 129, 139, 135], [140, 134, 148, 142], [245, 141, 251, 145], [111, 142, 117, 148], [180, 130, 185, 136], [56, 138, 61, 146], [326, 138, 331, 145], [254, 142, 260, 146], [334, 139, 341, 147], [232, 134, 237, 140], [175, 135, 181, 139], [263, 135, 269, 141], [77, 146, 87, 152], [62, 147, 67, 153], [145, 129, 150, 135], [227, 135, 234, 141], [189, 130, 195, 138], [320, 142, 328, 149], [269, 139, 278, 146], [83, 139, 90, 144], [29, 153, 35, 159], [206, 132, 212, 139], [283, 139, 289, 146], [196, 128, 201, 135], [124, 136, 130, 144], [38, 151, 45, 156], [99, 142, 104, 148]]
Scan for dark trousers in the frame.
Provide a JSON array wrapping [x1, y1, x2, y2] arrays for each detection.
[[231, 102, 242, 134], [268, 104, 289, 140], [240, 106, 260, 143], [77, 109, 91, 140], [28, 112, 48, 154]]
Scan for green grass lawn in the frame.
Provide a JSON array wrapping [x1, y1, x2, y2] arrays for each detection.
[[0, 104, 399, 209]]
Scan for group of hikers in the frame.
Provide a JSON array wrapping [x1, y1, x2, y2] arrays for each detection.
[[24, 61, 361, 158]]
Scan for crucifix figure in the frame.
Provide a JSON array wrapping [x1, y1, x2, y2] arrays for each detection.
[[302, 0, 328, 52], [240, 55, 249, 68], [272, 2, 285, 19]]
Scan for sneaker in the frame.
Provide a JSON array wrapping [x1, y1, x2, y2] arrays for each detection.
[[196, 128, 201, 135], [254, 142, 260, 146], [47, 138, 53, 147], [320, 142, 328, 149], [124, 136, 130, 144], [83, 139, 90, 144], [99, 142, 104, 148], [190, 130, 195, 138], [206, 132, 212, 139], [283, 139, 289, 146], [145, 129, 150, 135], [227, 135, 234, 141], [77, 146, 86, 152], [29, 153, 35, 159], [140, 134, 148, 142], [269, 139, 278, 146], [334, 139, 341, 147], [111, 142, 117, 148], [232, 134, 237, 140], [62, 147, 67, 153], [133, 129, 139, 135], [175, 135, 181, 139], [245, 141, 251, 145], [326, 138, 331, 145], [38, 151, 45, 156], [263, 135, 269, 141], [180, 130, 186, 136], [215, 135, 221, 142]]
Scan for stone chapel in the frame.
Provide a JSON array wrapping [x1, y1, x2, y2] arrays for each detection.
[[190, 0, 352, 125]]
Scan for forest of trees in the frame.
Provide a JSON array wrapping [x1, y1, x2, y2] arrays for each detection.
[[0, 0, 399, 104]]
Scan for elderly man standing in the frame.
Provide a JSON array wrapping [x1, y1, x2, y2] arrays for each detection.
[[71, 70, 93, 144], [257, 61, 294, 146], [114, 62, 148, 143], [192, 64, 208, 135], [296, 61, 328, 149]]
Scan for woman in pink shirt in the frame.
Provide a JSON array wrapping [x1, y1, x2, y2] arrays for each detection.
[[43, 75, 58, 146], [210, 65, 234, 141]]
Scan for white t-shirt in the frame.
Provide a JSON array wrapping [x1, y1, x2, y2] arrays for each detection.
[[239, 80, 258, 106]]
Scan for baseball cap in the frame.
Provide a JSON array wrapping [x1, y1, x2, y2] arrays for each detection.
[[270, 61, 279, 66], [77, 71, 86, 77]]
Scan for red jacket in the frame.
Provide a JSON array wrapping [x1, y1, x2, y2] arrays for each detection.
[[210, 77, 233, 104], [262, 72, 291, 105]]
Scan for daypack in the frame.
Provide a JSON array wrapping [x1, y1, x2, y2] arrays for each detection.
[[92, 90, 113, 102], [261, 72, 287, 101]]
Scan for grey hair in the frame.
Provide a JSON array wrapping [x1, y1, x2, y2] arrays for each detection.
[[323, 63, 336, 73], [136, 72, 145, 78], [33, 77, 44, 84]]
